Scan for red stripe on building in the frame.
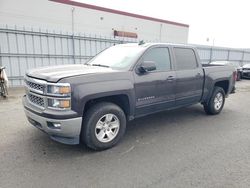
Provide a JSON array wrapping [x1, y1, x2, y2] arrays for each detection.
[[50, 0, 189, 28]]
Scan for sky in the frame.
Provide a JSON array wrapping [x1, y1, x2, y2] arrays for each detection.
[[77, 0, 250, 48]]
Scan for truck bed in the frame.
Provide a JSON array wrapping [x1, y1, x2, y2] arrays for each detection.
[[201, 64, 236, 102]]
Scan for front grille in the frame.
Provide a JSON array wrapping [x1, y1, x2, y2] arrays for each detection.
[[25, 80, 44, 92], [28, 93, 45, 107]]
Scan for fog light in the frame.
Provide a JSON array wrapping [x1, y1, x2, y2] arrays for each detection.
[[47, 122, 61, 129], [53, 123, 61, 128]]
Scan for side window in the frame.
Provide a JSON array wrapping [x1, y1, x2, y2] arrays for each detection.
[[143, 48, 171, 72], [174, 48, 198, 70]]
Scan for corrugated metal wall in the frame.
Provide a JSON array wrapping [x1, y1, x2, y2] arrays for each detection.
[[0, 25, 137, 86], [1, 25, 250, 86], [197, 46, 250, 65]]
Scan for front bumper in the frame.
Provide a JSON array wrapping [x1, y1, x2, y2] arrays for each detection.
[[23, 96, 82, 145]]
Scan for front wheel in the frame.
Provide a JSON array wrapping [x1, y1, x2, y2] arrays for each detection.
[[81, 102, 126, 150], [204, 86, 225, 115]]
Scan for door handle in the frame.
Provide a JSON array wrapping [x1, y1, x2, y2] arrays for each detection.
[[166, 76, 175, 82]]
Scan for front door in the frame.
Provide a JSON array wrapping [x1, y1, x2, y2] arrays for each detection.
[[134, 47, 176, 117]]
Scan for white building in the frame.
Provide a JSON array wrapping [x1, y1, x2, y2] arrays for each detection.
[[0, 0, 189, 43]]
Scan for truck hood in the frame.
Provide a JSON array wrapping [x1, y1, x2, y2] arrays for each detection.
[[26, 64, 117, 82]]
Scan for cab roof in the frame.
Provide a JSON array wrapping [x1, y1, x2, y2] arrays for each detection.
[[116, 42, 196, 49]]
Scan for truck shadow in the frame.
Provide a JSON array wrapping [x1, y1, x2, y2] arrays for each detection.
[[27, 104, 207, 156], [124, 104, 208, 141]]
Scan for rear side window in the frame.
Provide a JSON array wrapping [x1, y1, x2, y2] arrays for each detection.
[[143, 47, 171, 72], [174, 48, 198, 70]]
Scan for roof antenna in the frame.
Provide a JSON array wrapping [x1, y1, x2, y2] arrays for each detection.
[[138, 40, 145, 45]]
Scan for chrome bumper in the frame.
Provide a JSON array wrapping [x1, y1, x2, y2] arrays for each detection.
[[23, 97, 82, 145]]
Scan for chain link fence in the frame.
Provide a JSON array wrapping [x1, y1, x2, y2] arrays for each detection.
[[0, 25, 250, 86]]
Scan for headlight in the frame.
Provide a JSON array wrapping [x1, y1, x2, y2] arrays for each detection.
[[48, 98, 71, 109], [46, 83, 71, 110], [47, 84, 71, 96]]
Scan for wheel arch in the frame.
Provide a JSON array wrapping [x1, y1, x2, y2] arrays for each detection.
[[82, 94, 133, 121], [214, 80, 229, 95]]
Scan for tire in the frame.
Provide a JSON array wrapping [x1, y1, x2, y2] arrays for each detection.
[[203, 86, 225, 115], [81, 102, 126, 150]]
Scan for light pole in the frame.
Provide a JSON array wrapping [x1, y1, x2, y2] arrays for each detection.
[[206, 37, 215, 46], [71, 7, 75, 64], [71, 7, 75, 34]]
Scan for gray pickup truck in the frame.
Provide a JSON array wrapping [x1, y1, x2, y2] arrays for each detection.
[[23, 43, 236, 150]]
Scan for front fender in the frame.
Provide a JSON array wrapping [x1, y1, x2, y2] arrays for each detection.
[[72, 80, 135, 117]]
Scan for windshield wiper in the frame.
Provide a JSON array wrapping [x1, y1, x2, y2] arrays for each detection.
[[91, 64, 110, 68]]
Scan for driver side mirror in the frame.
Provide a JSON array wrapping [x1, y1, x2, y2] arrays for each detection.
[[138, 61, 156, 73]]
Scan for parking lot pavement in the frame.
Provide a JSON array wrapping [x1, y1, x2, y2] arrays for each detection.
[[1, 81, 250, 188]]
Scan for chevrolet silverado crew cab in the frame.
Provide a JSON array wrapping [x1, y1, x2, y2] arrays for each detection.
[[23, 43, 236, 150]]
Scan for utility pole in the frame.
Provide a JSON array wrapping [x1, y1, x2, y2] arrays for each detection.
[[159, 24, 162, 42], [71, 7, 75, 34]]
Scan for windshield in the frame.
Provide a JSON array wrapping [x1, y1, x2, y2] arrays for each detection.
[[86, 45, 145, 70]]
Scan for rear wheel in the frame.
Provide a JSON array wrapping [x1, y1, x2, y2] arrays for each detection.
[[82, 102, 126, 150], [204, 86, 225, 115]]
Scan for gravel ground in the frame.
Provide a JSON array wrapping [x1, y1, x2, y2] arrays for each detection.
[[1, 80, 250, 188]]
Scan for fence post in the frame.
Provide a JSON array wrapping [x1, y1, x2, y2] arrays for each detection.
[[0, 46, 2, 67], [39, 28, 44, 66], [14, 25, 22, 85], [71, 7, 76, 64], [241, 51, 245, 66], [209, 47, 213, 63], [72, 34, 76, 64], [227, 50, 230, 61]]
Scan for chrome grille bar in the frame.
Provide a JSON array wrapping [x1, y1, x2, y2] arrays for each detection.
[[28, 93, 45, 107]]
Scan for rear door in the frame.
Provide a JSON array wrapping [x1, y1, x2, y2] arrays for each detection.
[[173, 47, 204, 106], [134, 47, 176, 116]]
